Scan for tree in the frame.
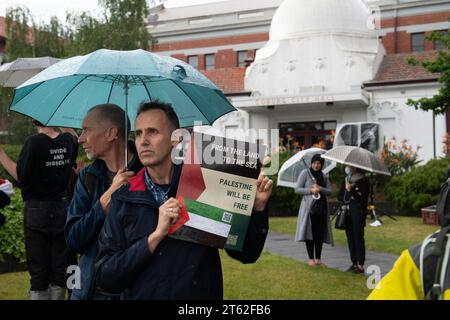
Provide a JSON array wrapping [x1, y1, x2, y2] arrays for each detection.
[[4, 6, 34, 60], [2, 7, 66, 143], [65, 0, 151, 55], [65, 12, 109, 56], [407, 25, 450, 115], [1, 1, 153, 143], [100, 0, 151, 50], [33, 17, 67, 58]]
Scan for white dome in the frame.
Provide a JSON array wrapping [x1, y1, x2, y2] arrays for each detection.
[[245, 0, 384, 97], [270, 0, 374, 41]]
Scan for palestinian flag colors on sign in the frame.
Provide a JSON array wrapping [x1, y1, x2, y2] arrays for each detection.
[[171, 132, 265, 251]]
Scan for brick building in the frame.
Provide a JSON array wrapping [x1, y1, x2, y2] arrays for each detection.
[[0, 16, 6, 64], [149, 0, 282, 95], [149, 0, 450, 160]]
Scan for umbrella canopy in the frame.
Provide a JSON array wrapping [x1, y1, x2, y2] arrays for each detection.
[[9, 49, 236, 130], [277, 148, 336, 188], [321, 146, 391, 176], [0, 56, 62, 87]]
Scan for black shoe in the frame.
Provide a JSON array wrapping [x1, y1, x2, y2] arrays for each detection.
[[346, 265, 356, 272], [353, 266, 365, 274]]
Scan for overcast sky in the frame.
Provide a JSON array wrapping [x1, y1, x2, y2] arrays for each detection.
[[0, 0, 227, 24]]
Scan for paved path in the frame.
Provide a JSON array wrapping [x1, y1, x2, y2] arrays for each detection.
[[263, 232, 399, 277]]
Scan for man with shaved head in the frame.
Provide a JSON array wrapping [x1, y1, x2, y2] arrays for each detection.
[[65, 104, 142, 300]]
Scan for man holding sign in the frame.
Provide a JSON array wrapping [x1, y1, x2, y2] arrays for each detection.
[[95, 100, 273, 299]]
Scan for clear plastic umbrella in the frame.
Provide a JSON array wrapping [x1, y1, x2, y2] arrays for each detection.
[[321, 145, 390, 176], [277, 148, 336, 188]]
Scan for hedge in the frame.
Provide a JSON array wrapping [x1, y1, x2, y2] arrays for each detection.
[[0, 188, 25, 263], [384, 158, 450, 216]]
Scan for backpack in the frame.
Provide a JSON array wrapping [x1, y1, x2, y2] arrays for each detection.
[[420, 178, 450, 300]]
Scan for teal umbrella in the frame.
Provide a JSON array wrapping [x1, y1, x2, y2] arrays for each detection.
[[10, 49, 236, 130], [9, 49, 236, 164]]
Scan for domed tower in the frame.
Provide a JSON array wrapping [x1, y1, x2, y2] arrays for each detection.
[[245, 0, 384, 96]]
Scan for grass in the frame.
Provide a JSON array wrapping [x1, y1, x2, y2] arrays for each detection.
[[0, 252, 370, 300], [222, 252, 370, 300], [1, 216, 435, 300], [269, 216, 439, 255], [0, 271, 28, 300]]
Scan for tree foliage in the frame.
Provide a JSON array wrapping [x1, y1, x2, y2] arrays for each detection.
[[65, 0, 151, 55], [1, 0, 152, 143], [4, 6, 34, 60], [407, 24, 450, 115]]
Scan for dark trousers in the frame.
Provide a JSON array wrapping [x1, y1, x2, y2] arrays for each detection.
[[24, 199, 68, 291], [305, 210, 327, 260], [345, 202, 366, 266]]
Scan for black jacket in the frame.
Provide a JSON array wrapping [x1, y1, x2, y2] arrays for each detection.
[[338, 176, 370, 217], [95, 164, 269, 300], [0, 191, 10, 209], [0, 191, 10, 227]]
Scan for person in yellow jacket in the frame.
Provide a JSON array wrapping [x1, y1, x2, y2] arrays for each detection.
[[367, 233, 449, 300], [369, 165, 450, 300]]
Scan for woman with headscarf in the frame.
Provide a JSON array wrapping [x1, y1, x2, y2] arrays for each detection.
[[294, 154, 334, 266], [338, 166, 370, 274]]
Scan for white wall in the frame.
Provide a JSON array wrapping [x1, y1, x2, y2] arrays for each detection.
[[368, 84, 446, 162]]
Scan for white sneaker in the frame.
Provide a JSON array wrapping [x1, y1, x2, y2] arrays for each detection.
[[370, 220, 382, 227]]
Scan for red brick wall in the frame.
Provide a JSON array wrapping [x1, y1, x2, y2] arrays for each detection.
[[153, 32, 269, 52], [202, 68, 246, 93], [215, 49, 235, 69], [170, 49, 250, 70], [381, 11, 450, 28], [171, 54, 187, 62], [0, 16, 6, 38], [383, 30, 441, 53], [397, 31, 411, 53], [381, 32, 396, 53], [381, 11, 450, 54]]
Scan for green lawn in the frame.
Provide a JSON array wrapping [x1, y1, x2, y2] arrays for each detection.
[[0, 252, 370, 300], [269, 216, 439, 255], [1, 215, 434, 300], [222, 252, 369, 300], [0, 271, 28, 300]]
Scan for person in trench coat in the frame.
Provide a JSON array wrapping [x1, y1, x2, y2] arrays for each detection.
[[294, 154, 334, 266]]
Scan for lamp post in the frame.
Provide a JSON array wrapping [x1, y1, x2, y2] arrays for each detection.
[[433, 110, 436, 159]]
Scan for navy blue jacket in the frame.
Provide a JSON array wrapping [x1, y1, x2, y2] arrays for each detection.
[[95, 164, 269, 300], [65, 149, 142, 300]]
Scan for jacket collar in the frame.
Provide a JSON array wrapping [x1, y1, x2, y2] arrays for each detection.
[[85, 141, 142, 179], [117, 163, 183, 206]]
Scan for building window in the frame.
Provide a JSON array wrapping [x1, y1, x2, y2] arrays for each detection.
[[411, 32, 425, 52], [187, 55, 198, 69], [237, 50, 248, 67], [435, 30, 448, 50], [205, 54, 215, 70], [278, 121, 337, 153]]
